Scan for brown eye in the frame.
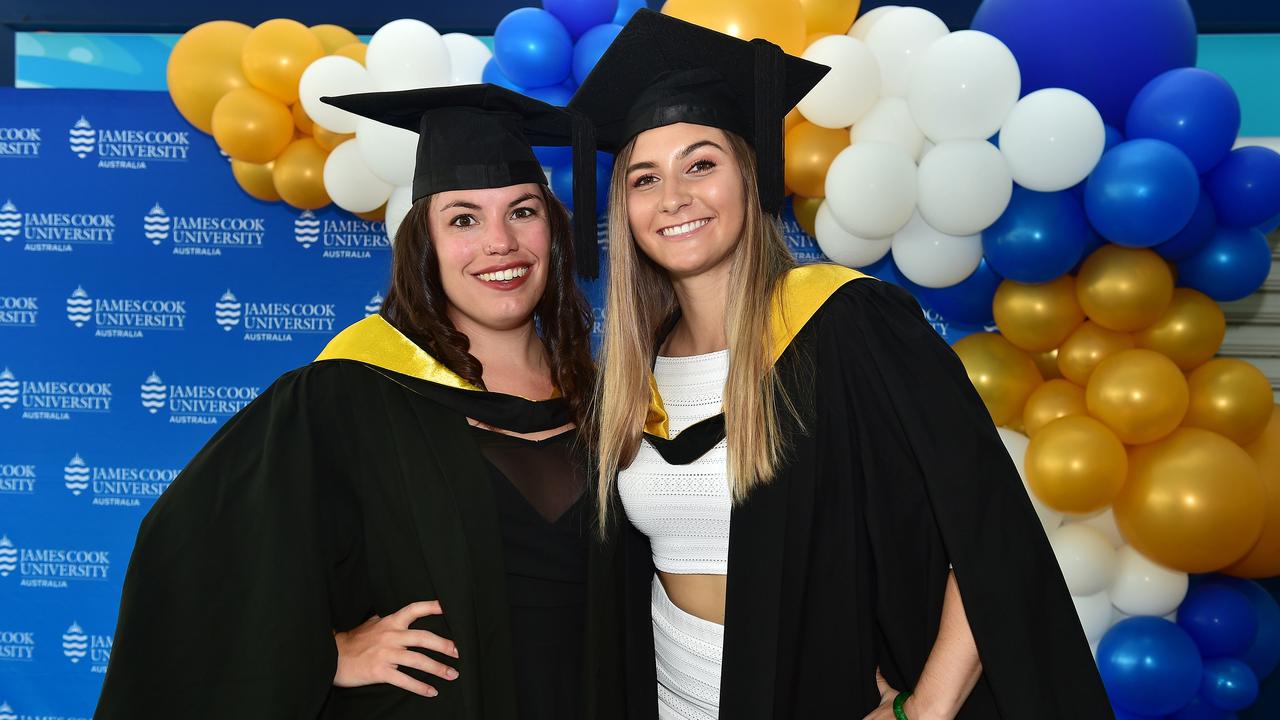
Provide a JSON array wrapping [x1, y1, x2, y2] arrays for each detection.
[[450, 214, 477, 227], [511, 206, 538, 220], [689, 159, 716, 173], [632, 174, 657, 188]]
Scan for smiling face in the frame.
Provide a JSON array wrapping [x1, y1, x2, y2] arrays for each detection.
[[624, 123, 747, 281], [427, 183, 551, 333]]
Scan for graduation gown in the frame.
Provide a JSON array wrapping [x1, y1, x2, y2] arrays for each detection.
[[95, 316, 623, 720], [601, 264, 1114, 719]]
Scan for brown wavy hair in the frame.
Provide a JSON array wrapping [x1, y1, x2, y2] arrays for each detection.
[[379, 184, 595, 425]]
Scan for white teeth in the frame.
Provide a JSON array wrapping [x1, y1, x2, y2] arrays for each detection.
[[478, 266, 529, 282], [659, 219, 710, 236]]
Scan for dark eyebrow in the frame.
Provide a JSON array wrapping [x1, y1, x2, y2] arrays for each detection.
[[626, 139, 727, 175], [625, 159, 657, 175], [440, 200, 481, 211], [508, 192, 540, 209]]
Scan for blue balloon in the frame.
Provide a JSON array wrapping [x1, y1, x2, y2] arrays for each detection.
[[971, 0, 1196, 127], [481, 57, 522, 92], [1257, 209, 1280, 235], [1204, 145, 1280, 228], [1071, 125, 1126, 201], [1126, 68, 1241, 174], [548, 152, 613, 213], [859, 253, 905, 287], [1098, 617, 1203, 716], [1085, 139, 1200, 247], [1199, 578, 1280, 680], [1199, 659, 1258, 712], [1177, 585, 1258, 659], [613, 0, 648, 25], [572, 23, 623, 86], [982, 186, 1089, 283], [1170, 696, 1237, 720], [1176, 226, 1271, 302], [523, 82, 574, 107], [1115, 712, 1169, 720], [494, 8, 574, 88], [910, 258, 1003, 326], [1154, 190, 1216, 262], [543, 0, 619, 40]]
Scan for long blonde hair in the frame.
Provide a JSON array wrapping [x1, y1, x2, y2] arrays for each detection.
[[594, 130, 796, 529]]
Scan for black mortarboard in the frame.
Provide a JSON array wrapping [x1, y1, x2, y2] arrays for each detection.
[[322, 84, 599, 278], [569, 9, 828, 214]]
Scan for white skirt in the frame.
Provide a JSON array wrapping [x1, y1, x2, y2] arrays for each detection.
[[652, 575, 725, 720]]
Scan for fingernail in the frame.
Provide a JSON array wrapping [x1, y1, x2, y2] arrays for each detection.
[[447, 668, 459, 680], [449, 645, 459, 658], [427, 687, 438, 697]]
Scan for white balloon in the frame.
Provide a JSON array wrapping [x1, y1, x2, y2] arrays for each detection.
[[442, 33, 492, 86], [1108, 545, 1189, 617], [1073, 590, 1114, 648], [366, 19, 452, 91], [917, 139, 1012, 236], [824, 141, 917, 238], [814, 200, 892, 268], [891, 211, 983, 288], [999, 88, 1106, 192], [849, 97, 924, 160], [1065, 508, 1125, 548], [798, 35, 880, 129], [298, 56, 372, 134], [1049, 524, 1118, 597], [864, 7, 949, 97], [323, 140, 394, 213], [384, 185, 415, 245], [848, 5, 899, 40], [355, 117, 419, 188], [907, 30, 1020, 142], [997, 427, 1064, 533]]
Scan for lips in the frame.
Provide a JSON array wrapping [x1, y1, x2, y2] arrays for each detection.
[[657, 218, 712, 237], [476, 266, 529, 282]]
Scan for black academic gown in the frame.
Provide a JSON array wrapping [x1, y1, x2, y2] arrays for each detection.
[[95, 316, 623, 720], [600, 264, 1114, 719]]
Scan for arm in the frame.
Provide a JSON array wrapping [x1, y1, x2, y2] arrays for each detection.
[[897, 572, 983, 720]]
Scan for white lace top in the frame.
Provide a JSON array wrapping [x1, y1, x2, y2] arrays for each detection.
[[618, 349, 731, 575]]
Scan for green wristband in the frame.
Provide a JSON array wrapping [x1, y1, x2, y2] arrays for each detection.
[[893, 691, 912, 720]]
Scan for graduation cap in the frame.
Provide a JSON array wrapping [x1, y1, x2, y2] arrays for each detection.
[[322, 84, 599, 278], [569, 8, 829, 214]]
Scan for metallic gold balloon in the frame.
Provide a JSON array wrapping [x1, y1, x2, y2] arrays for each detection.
[[952, 333, 1044, 427], [993, 276, 1085, 353], [1115, 427, 1265, 573], [211, 87, 294, 164], [333, 42, 368, 66], [1134, 288, 1225, 371], [784, 121, 849, 198], [355, 203, 387, 222], [311, 24, 359, 54], [230, 159, 281, 202], [792, 195, 822, 238], [166, 21, 252, 134], [1076, 245, 1174, 332], [272, 137, 331, 210], [1224, 406, 1280, 578], [799, 0, 861, 35], [663, 0, 807, 55], [1183, 358, 1274, 446], [1086, 348, 1189, 445], [1026, 415, 1128, 513], [241, 18, 325, 104], [1057, 321, 1135, 386], [313, 125, 353, 152], [1023, 378, 1087, 437], [291, 102, 314, 136], [1032, 349, 1062, 381]]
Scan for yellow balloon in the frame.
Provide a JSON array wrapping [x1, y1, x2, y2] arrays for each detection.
[[952, 333, 1044, 427], [1076, 245, 1174, 332], [1134, 288, 1226, 371], [166, 21, 252, 134], [1223, 406, 1280, 578], [211, 87, 294, 164], [784, 121, 849, 198], [1032, 349, 1062, 381], [1086, 348, 1189, 445], [311, 24, 359, 54], [993, 276, 1085, 353], [1057, 321, 1135, 386], [799, 0, 861, 35], [313, 125, 354, 152], [241, 18, 325, 104], [784, 107, 804, 136], [1183, 358, 1274, 446], [1026, 415, 1128, 514], [1023, 378, 1088, 437], [792, 196, 822, 237], [355, 203, 387, 222], [1116, 427, 1265, 573], [272, 138, 331, 210], [291, 102, 314, 136], [663, 0, 808, 55], [333, 42, 368, 66], [230, 159, 281, 202]]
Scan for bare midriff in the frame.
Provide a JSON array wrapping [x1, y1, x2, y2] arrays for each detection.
[[658, 571, 727, 625]]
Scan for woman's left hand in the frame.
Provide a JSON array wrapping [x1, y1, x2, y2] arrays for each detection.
[[862, 667, 924, 720]]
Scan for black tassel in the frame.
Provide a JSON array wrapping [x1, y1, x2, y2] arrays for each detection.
[[570, 111, 600, 280], [751, 39, 786, 215]]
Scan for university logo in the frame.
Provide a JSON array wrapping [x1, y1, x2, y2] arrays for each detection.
[[64, 454, 89, 495], [0, 126, 42, 158], [0, 295, 39, 327], [0, 702, 90, 720], [64, 285, 186, 338], [0, 369, 17, 410], [0, 701, 16, 720], [143, 203, 170, 245], [62, 622, 110, 673], [214, 290, 338, 343], [140, 373, 167, 414], [141, 372, 260, 425], [298, 211, 390, 259], [0, 536, 15, 577], [0, 367, 112, 420], [0, 200, 116, 253], [63, 453, 177, 508], [152, 202, 266, 255], [0, 629, 36, 662], [0, 533, 111, 589], [364, 292, 384, 317], [295, 210, 320, 249], [61, 623, 87, 663], [65, 287, 91, 327], [214, 290, 242, 331], [70, 116, 191, 170], [0, 463, 38, 495], [68, 117, 96, 159], [0, 201, 20, 242]]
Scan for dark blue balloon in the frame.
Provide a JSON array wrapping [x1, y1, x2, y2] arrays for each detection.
[[543, 0, 619, 40], [1115, 712, 1169, 720], [523, 82, 574, 107], [613, 0, 648, 25], [1204, 145, 1280, 228], [481, 57, 522, 92], [1199, 578, 1280, 680], [1098, 617, 1203, 716], [494, 8, 574, 88], [1199, 659, 1258, 712], [982, 186, 1089, 283], [533, 145, 572, 168], [1154, 190, 1216, 262], [859, 253, 905, 287], [1071, 124, 1126, 201], [1170, 696, 1237, 720], [1257, 209, 1280, 235], [572, 23, 623, 86], [1085, 139, 1200, 247], [910, 258, 1003, 326], [1177, 585, 1258, 659], [971, 0, 1196, 127], [1176, 226, 1271, 302], [548, 152, 613, 213], [1126, 68, 1241, 173]]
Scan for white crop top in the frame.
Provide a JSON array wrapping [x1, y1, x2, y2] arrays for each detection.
[[618, 349, 731, 575]]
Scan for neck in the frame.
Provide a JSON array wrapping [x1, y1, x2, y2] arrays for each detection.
[[665, 261, 731, 356], [448, 310, 551, 395]]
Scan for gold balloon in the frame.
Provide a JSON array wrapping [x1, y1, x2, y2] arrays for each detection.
[[1026, 415, 1128, 514], [663, 0, 807, 55], [993, 276, 1085, 353], [784, 121, 849, 198], [1023, 379, 1088, 437], [241, 18, 325, 104], [311, 24, 359, 54], [806, 32, 835, 47], [1224, 406, 1280, 578], [166, 21, 252, 134], [1057, 321, 1135, 386], [1183, 358, 1274, 446], [230, 159, 281, 202], [1032, 349, 1062, 381], [1076, 245, 1174, 332], [211, 87, 294, 164], [799, 0, 861, 34], [784, 108, 804, 135], [793, 196, 822, 237], [313, 125, 354, 152], [291, 102, 314, 136], [272, 138, 331, 210], [355, 203, 387, 222], [952, 333, 1044, 427], [1115, 427, 1265, 573], [1135, 288, 1226, 371], [333, 42, 368, 66], [1086, 348, 1189, 445]]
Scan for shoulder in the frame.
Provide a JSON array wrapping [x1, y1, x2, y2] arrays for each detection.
[[813, 273, 930, 338]]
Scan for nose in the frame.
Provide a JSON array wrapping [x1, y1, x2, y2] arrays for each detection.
[[659, 177, 692, 215], [483, 220, 518, 256]]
